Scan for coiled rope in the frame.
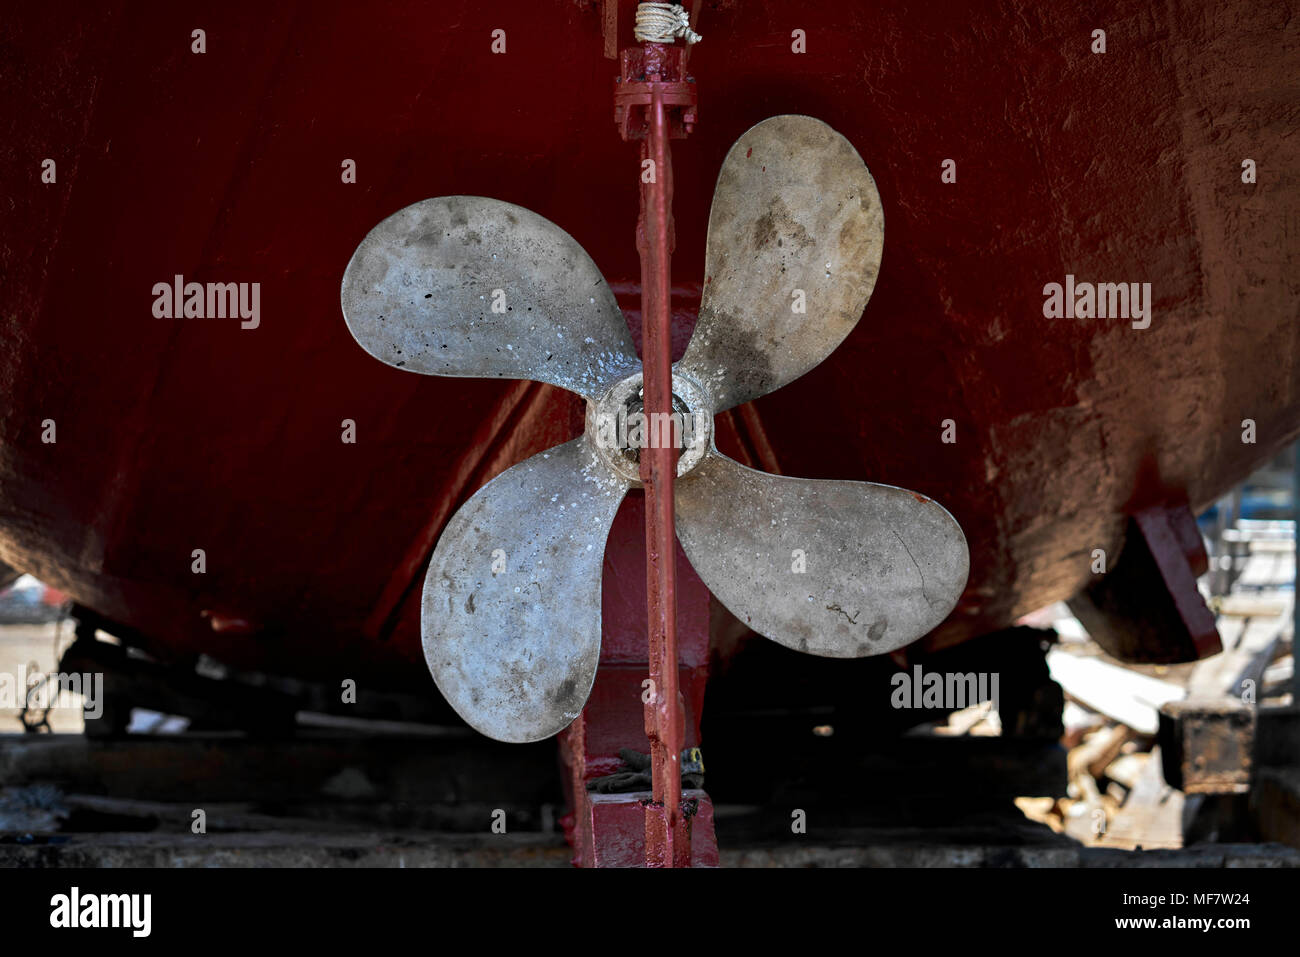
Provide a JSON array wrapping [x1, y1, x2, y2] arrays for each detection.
[[633, 3, 702, 45]]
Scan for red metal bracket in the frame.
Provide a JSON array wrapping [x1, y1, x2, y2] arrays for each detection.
[[614, 47, 698, 141], [616, 42, 698, 867], [558, 498, 717, 868], [1069, 501, 1223, 663]]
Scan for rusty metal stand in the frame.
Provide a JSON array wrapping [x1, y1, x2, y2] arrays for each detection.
[[557, 39, 707, 867], [557, 498, 717, 867], [617, 42, 697, 868]]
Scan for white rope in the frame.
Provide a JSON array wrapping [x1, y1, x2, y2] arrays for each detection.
[[634, 3, 702, 45]]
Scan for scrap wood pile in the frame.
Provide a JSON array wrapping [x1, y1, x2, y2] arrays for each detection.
[[1015, 525, 1295, 849]]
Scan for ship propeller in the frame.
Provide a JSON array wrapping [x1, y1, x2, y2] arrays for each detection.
[[341, 115, 969, 743]]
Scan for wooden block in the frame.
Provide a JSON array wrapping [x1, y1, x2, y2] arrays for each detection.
[[1157, 700, 1254, 794]]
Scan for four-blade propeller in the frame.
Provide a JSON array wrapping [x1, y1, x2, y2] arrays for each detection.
[[342, 115, 970, 743]]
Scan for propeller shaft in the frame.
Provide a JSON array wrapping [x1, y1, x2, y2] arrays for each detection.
[[617, 40, 698, 868], [642, 87, 685, 869]]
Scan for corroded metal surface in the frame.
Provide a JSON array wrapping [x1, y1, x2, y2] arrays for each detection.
[[675, 451, 969, 656], [421, 437, 630, 742], [342, 196, 639, 399], [636, 79, 689, 867], [358, 110, 963, 742], [679, 115, 884, 411]]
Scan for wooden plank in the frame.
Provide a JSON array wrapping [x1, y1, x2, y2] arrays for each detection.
[[1069, 724, 1135, 781], [0, 832, 572, 868], [1097, 747, 1185, 850], [1047, 651, 1183, 733], [2, 829, 1293, 868], [1187, 593, 1292, 700], [0, 733, 563, 805]]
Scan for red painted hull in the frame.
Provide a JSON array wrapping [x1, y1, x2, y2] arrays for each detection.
[[1, 1, 1297, 689]]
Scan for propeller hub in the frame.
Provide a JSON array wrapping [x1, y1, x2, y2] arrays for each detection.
[[586, 370, 712, 484]]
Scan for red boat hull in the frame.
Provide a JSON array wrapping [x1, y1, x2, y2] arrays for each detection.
[[1, 0, 1297, 688]]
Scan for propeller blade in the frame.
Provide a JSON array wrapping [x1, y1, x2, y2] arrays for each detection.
[[674, 452, 968, 657], [342, 196, 640, 399], [421, 436, 630, 742], [679, 115, 884, 411]]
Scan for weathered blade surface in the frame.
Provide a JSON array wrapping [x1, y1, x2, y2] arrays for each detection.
[[679, 115, 884, 411], [421, 436, 630, 742], [674, 452, 968, 657], [342, 196, 639, 399]]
